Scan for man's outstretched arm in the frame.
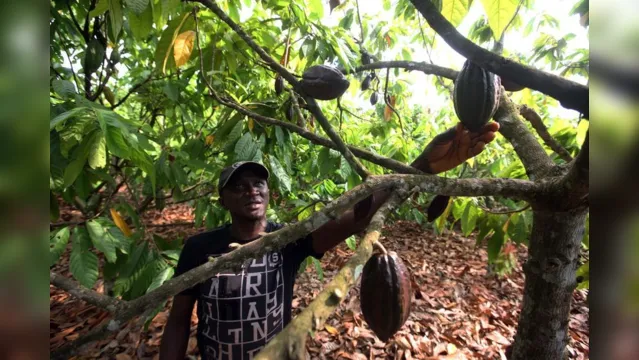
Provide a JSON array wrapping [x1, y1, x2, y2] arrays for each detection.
[[310, 122, 500, 254]]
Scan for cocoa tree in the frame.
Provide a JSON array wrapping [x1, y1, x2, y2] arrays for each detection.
[[50, 0, 589, 359]]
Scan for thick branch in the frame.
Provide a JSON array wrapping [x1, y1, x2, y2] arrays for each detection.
[[560, 130, 589, 203], [344, 61, 459, 80], [519, 105, 573, 162], [493, 92, 555, 179], [50, 272, 121, 312], [193, 0, 370, 179], [409, 0, 589, 118], [256, 189, 410, 360], [51, 172, 544, 358]]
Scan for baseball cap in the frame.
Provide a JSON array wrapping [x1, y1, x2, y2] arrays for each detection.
[[218, 161, 270, 194]]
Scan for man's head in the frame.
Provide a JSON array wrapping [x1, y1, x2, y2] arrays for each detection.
[[218, 162, 270, 221]]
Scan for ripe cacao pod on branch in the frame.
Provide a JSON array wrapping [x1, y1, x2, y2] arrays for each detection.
[[360, 248, 412, 342], [299, 64, 350, 100], [453, 60, 502, 132]]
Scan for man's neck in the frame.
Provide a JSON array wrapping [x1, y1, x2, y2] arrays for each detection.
[[229, 217, 268, 242]]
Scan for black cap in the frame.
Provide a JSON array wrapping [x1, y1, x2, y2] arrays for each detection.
[[218, 161, 270, 194]]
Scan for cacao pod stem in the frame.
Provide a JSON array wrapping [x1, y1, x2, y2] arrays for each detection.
[[372, 241, 388, 255]]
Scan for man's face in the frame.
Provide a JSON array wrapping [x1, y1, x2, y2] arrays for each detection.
[[219, 169, 269, 221]]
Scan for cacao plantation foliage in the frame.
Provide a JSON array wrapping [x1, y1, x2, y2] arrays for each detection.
[[50, 0, 589, 357]]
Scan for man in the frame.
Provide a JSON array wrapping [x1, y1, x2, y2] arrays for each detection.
[[159, 122, 500, 360]]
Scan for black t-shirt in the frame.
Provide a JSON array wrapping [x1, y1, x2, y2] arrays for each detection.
[[173, 221, 324, 360]]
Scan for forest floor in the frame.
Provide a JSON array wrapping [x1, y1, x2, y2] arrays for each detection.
[[50, 201, 589, 360]]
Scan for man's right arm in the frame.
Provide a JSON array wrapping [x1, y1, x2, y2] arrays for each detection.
[[159, 294, 196, 360]]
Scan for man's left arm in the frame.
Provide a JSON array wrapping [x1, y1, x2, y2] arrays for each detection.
[[309, 122, 500, 254]]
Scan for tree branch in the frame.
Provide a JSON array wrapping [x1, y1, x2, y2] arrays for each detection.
[[50, 272, 121, 312], [493, 92, 555, 179], [255, 189, 410, 360], [408, 0, 589, 118], [51, 172, 544, 358], [519, 105, 573, 163], [111, 73, 154, 109], [343, 60, 459, 80], [560, 130, 589, 204], [193, 0, 371, 180]]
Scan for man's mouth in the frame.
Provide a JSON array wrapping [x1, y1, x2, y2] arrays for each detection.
[[245, 200, 263, 209]]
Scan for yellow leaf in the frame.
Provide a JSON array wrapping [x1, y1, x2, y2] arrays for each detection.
[[248, 118, 254, 132], [205, 135, 214, 145], [324, 325, 339, 335], [173, 30, 196, 68], [466, 157, 475, 168], [110, 208, 132, 237]]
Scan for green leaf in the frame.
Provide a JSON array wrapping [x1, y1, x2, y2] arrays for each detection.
[[125, 0, 149, 15], [154, 12, 194, 73], [234, 133, 258, 161], [147, 266, 174, 292], [70, 227, 99, 289], [90, 0, 110, 18], [228, 0, 240, 22], [487, 228, 505, 262], [86, 220, 119, 263], [127, 3, 154, 40], [345, 236, 357, 251], [576, 261, 589, 290], [88, 132, 107, 169], [507, 212, 529, 244], [50, 227, 70, 266], [308, 0, 324, 20], [109, 0, 124, 41], [163, 82, 179, 102], [461, 203, 478, 236], [441, 0, 471, 28], [479, 0, 519, 41], [312, 257, 324, 281], [63, 130, 99, 188], [52, 80, 77, 98], [268, 156, 291, 193], [50, 107, 91, 131], [131, 259, 167, 298]]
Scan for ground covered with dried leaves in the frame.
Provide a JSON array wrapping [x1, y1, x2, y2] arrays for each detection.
[[50, 203, 589, 359]]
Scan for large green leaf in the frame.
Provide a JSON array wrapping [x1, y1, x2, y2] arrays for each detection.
[[63, 130, 100, 188], [70, 227, 99, 289], [269, 156, 291, 193], [487, 227, 505, 262], [109, 0, 124, 41], [88, 132, 107, 169], [86, 218, 131, 263], [479, 0, 519, 41], [441, 0, 471, 28], [147, 266, 174, 292], [50, 227, 70, 266], [234, 132, 258, 161], [125, 0, 149, 15], [461, 203, 478, 236], [127, 3, 154, 40], [52, 80, 77, 99]]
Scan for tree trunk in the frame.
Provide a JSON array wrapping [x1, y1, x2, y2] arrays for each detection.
[[511, 206, 588, 360]]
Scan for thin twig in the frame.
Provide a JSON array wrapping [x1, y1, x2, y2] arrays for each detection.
[[383, 67, 404, 135], [519, 105, 573, 162]]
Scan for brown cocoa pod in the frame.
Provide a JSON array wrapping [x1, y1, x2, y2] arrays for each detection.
[[370, 92, 378, 105], [453, 60, 501, 132], [426, 195, 450, 222], [361, 73, 372, 91], [353, 194, 374, 222], [360, 250, 412, 342], [299, 64, 350, 100], [274, 76, 284, 95]]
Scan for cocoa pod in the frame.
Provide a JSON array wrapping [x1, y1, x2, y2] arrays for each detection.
[[299, 64, 350, 100], [361, 73, 372, 91], [427, 195, 450, 222], [353, 194, 374, 222], [370, 92, 378, 105], [360, 250, 412, 342], [274, 76, 284, 95], [453, 60, 501, 132]]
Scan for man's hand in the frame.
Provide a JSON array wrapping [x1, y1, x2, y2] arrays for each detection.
[[413, 122, 500, 174]]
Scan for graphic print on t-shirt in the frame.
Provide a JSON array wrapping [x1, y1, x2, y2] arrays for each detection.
[[198, 251, 284, 360]]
